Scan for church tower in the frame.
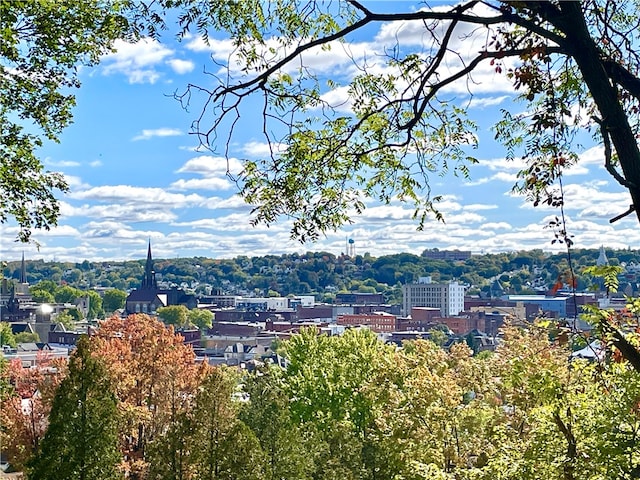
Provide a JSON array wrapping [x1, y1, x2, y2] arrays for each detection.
[[141, 241, 157, 290], [20, 251, 26, 283], [596, 245, 609, 266], [14, 251, 30, 296]]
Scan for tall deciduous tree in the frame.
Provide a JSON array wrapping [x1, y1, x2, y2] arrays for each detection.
[[280, 327, 399, 479], [137, 0, 640, 368], [1, 0, 130, 242], [0, 354, 64, 470], [84, 290, 104, 319], [93, 314, 205, 478], [186, 368, 266, 480], [239, 366, 314, 480], [27, 336, 120, 480]]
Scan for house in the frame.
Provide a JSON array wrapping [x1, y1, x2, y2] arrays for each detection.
[[3, 342, 69, 368], [223, 343, 271, 365]]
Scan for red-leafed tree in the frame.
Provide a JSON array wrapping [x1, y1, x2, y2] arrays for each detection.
[[0, 353, 65, 470], [92, 314, 208, 478]]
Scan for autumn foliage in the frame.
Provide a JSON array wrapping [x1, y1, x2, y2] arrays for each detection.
[[92, 314, 209, 477], [3, 315, 640, 479], [0, 353, 64, 470]]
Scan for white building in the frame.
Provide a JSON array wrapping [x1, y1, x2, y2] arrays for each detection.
[[402, 277, 466, 317]]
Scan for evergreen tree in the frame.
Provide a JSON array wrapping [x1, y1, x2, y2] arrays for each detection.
[[27, 336, 120, 480]]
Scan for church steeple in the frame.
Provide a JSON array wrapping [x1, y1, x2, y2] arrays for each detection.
[[20, 251, 26, 284], [141, 240, 157, 289], [596, 245, 609, 266]]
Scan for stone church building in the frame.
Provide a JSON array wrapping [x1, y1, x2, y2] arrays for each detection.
[[125, 242, 197, 315]]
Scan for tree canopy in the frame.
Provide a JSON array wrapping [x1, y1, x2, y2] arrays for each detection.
[[1, 0, 129, 242], [3, 315, 640, 479], [27, 336, 120, 480], [133, 0, 640, 242]]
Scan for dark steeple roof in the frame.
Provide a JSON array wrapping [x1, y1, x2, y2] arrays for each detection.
[[20, 251, 26, 284], [141, 240, 157, 290]]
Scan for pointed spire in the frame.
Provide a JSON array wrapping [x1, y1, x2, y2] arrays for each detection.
[[20, 251, 26, 284], [596, 245, 609, 266], [141, 240, 157, 290]]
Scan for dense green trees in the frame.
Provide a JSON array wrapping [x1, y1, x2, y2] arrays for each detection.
[[3, 314, 640, 479], [157, 305, 189, 327], [27, 336, 120, 480], [27, 281, 105, 319], [187, 308, 213, 330], [1, 0, 131, 241], [8, 248, 640, 301], [102, 289, 127, 313]]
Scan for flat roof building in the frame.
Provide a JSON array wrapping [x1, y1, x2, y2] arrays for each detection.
[[402, 277, 465, 317]]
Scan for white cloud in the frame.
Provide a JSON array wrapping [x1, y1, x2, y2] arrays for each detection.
[[357, 205, 414, 222], [184, 35, 236, 56], [46, 160, 80, 168], [102, 38, 174, 84], [468, 95, 511, 109], [62, 202, 178, 223], [481, 221, 512, 230], [169, 177, 234, 191], [177, 155, 244, 176], [172, 212, 287, 233], [319, 86, 353, 112], [203, 195, 248, 210], [167, 58, 195, 74], [475, 157, 527, 172], [466, 203, 499, 211], [578, 145, 605, 165], [62, 176, 91, 190], [240, 141, 287, 157], [465, 171, 519, 186], [68, 185, 205, 207], [132, 128, 183, 141], [32, 224, 81, 237]]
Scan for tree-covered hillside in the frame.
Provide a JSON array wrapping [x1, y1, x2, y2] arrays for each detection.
[[4, 248, 639, 302]]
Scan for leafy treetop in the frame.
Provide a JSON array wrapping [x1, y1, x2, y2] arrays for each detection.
[[1, 0, 130, 242], [134, 0, 640, 241]]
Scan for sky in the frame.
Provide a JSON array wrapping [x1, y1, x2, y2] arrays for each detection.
[[1, 1, 639, 263]]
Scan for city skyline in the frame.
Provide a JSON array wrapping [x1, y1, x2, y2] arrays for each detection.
[[1, 1, 638, 263]]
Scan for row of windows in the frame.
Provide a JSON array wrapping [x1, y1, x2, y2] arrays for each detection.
[[133, 303, 157, 313]]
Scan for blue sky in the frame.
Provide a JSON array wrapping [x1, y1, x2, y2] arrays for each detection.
[[1, 1, 638, 263]]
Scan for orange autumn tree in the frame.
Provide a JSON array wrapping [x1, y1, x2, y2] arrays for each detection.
[[0, 353, 65, 470], [93, 313, 208, 478]]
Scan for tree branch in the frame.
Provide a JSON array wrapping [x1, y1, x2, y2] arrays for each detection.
[[602, 59, 640, 100], [592, 115, 637, 189], [213, 1, 568, 103]]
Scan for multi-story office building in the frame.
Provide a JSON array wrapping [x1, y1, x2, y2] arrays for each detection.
[[336, 312, 397, 333], [402, 277, 466, 317]]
